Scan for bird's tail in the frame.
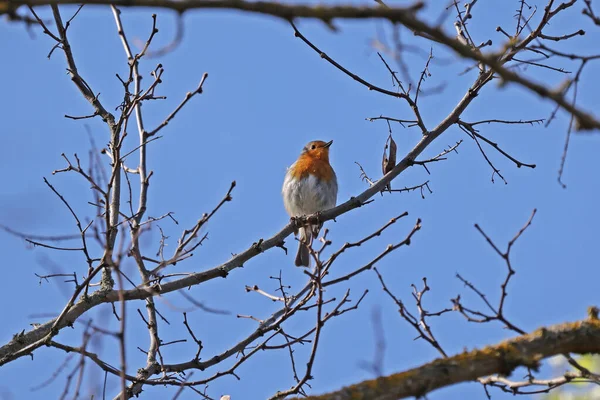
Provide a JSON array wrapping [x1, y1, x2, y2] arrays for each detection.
[[295, 226, 312, 267]]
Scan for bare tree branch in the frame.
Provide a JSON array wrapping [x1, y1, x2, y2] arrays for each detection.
[[14, 0, 425, 20], [298, 317, 600, 400]]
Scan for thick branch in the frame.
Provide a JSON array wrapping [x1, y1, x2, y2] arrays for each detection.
[[299, 318, 600, 400], [15, 0, 424, 20]]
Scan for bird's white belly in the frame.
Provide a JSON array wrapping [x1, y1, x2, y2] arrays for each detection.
[[282, 171, 337, 217]]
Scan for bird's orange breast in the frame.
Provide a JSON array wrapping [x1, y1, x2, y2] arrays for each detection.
[[291, 155, 334, 182]]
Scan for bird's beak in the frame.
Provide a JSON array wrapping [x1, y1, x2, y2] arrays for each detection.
[[324, 140, 333, 148]]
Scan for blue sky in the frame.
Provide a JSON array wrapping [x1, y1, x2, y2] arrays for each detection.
[[1, 1, 599, 399]]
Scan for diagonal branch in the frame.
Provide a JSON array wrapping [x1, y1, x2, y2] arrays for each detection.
[[48, 4, 116, 128], [298, 317, 600, 400]]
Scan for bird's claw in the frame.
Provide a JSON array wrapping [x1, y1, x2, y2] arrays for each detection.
[[290, 216, 302, 235], [311, 212, 324, 236]]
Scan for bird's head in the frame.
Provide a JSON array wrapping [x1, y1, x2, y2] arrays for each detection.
[[301, 140, 333, 162]]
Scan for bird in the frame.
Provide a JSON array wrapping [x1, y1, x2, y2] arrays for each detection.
[[282, 140, 338, 267]]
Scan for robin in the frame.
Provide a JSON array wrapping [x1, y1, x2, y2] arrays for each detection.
[[282, 140, 338, 267]]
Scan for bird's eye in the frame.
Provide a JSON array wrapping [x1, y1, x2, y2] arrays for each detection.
[[311, 145, 316, 150]]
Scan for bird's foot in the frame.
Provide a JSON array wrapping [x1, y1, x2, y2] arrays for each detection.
[[290, 216, 304, 235], [311, 212, 324, 236]]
